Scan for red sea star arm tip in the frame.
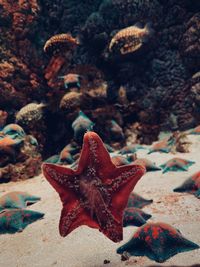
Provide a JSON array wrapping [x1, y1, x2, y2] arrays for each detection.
[[77, 131, 116, 178], [42, 163, 76, 202], [110, 164, 146, 221]]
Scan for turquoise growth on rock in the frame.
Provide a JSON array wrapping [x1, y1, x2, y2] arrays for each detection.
[[117, 222, 199, 263], [160, 158, 195, 174], [2, 124, 25, 140], [127, 193, 153, 209], [72, 111, 94, 143], [45, 155, 60, 164], [123, 207, 152, 227], [0, 192, 41, 211], [0, 209, 44, 234]]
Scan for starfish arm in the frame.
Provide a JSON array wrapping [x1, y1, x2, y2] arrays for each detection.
[[108, 164, 146, 222], [59, 203, 99, 237], [77, 132, 116, 181], [42, 163, 77, 204]]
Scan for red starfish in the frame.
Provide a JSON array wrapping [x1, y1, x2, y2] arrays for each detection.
[[42, 131, 145, 242]]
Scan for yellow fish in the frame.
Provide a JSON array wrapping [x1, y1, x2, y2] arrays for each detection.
[[109, 23, 154, 55]]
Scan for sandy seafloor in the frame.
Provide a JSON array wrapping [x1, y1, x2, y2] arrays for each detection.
[[0, 134, 200, 267]]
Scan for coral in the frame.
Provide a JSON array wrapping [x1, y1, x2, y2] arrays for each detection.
[[0, 111, 8, 129], [180, 13, 200, 72], [99, 0, 162, 30], [16, 103, 46, 127], [0, 124, 42, 183], [60, 92, 83, 113]]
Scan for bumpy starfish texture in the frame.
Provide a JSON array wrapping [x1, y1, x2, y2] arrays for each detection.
[[160, 158, 195, 173], [0, 192, 41, 211], [127, 193, 153, 209], [0, 209, 44, 234], [42, 131, 146, 242], [174, 171, 200, 198], [117, 222, 199, 263], [123, 207, 152, 227]]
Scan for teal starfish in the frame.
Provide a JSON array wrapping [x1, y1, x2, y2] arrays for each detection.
[[0, 192, 41, 211], [160, 158, 195, 174], [0, 209, 44, 234], [117, 222, 199, 263]]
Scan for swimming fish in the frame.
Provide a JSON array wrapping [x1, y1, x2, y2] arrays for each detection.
[[109, 23, 154, 55], [44, 33, 79, 55]]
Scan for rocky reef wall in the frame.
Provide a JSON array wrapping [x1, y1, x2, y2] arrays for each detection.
[[0, 0, 200, 154]]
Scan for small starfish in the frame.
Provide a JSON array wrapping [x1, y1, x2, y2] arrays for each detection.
[[133, 158, 161, 172], [188, 125, 200, 135], [0, 192, 41, 211], [0, 209, 44, 234], [120, 144, 145, 155], [111, 155, 130, 166], [174, 171, 200, 198], [148, 138, 174, 154], [123, 207, 152, 227], [160, 158, 195, 173], [127, 193, 153, 209], [42, 131, 146, 242], [117, 222, 199, 263]]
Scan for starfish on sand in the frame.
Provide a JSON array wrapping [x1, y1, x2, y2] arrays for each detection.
[[123, 207, 152, 227], [160, 158, 195, 173], [0, 191, 41, 211], [42, 131, 146, 242], [174, 171, 200, 198], [0, 209, 44, 234], [117, 222, 199, 263]]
